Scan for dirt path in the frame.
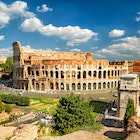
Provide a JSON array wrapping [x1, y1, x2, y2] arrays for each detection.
[[37, 126, 126, 140]]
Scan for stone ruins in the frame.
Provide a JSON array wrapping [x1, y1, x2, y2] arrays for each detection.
[[12, 41, 128, 92]]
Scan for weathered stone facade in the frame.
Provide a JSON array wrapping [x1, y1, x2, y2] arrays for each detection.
[[13, 41, 128, 92], [118, 73, 140, 119]]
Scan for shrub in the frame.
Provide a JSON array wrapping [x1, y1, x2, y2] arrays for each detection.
[[0, 94, 30, 106], [53, 93, 93, 135], [4, 104, 12, 113]]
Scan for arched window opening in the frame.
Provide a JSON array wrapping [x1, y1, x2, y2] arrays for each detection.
[[46, 71, 48, 77], [99, 66, 102, 69], [115, 81, 117, 87], [72, 71, 75, 78], [93, 83, 96, 89], [115, 71, 117, 76], [111, 70, 113, 76], [83, 83, 86, 90], [50, 83, 53, 89], [83, 71, 86, 78], [32, 79, 35, 90], [103, 71, 106, 78], [61, 83, 64, 90], [93, 71, 96, 78], [98, 71, 101, 79], [56, 71, 59, 78], [50, 71, 53, 77], [61, 71, 64, 78], [66, 84, 69, 90], [77, 71, 81, 79], [98, 83, 101, 89], [27, 67, 31, 75], [77, 83, 81, 90], [88, 83, 91, 90], [36, 71, 39, 76], [107, 82, 110, 88], [111, 82, 113, 87], [55, 82, 59, 90], [41, 83, 45, 91], [88, 71, 91, 77], [103, 82, 106, 88], [72, 83, 75, 90], [36, 83, 39, 90], [108, 71, 110, 77]]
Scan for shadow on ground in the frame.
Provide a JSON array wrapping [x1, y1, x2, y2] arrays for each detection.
[[104, 130, 126, 140]]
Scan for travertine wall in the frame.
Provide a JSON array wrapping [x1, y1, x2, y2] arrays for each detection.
[[118, 74, 140, 119], [13, 41, 128, 92]]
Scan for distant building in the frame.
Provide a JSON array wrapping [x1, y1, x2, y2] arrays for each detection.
[[0, 56, 6, 64], [0, 56, 7, 74], [13, 41, 128, 92], [133, 60, 140, 73]]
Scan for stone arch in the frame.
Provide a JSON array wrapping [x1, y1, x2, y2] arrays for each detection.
[[88, 83, 91, 90], [107, 82, 110, 88], [55, 82, 59, 90], [103, 71, 106, 78], [83, 83, 86, 90], [98, 82, 101, 89], [83, 71, 86, 78], [111, 81, 113, 87], [93, 83, 96, 89], [66, 84, 69, 90], [103, 82, 106, 88], [77, 71, 81, 79], [55, 71, 59, 78], [77, 83, 81, 90], [72, 83, 76, 90], [61, 83, 64, 90], [50, 71, 53, 77], [50, 83, 53, 89], [36, 83, 39, 90], [41, 83, 45, 91]]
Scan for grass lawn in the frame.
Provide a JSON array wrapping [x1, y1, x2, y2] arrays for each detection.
[[19, 97, 59, 115]]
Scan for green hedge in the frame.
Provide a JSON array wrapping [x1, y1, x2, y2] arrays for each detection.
[[0, 94, 30, 106]]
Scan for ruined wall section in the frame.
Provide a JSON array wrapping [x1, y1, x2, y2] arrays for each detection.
[[12, 41, 128, 92]]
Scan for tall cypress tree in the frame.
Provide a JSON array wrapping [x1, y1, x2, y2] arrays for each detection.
[[124, 98, 135, 127]]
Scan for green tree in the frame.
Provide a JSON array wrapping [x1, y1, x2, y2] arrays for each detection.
[[0, 98, 4, 113], [53, 93, 93, 135], [124, 98, 135, 127], [0, 57, 13, 77]]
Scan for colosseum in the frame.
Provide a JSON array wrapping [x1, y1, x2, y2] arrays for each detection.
[[13, 41, 128, 92]]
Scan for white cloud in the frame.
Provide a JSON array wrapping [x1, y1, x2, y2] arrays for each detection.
[[37, 4, 53, 12], [94, 36, 140, 60], [55, 47, 60, 50], [109, 29, 125, 38], [0, 35, 4, 41], [136, 17, 140, 22], [91, 46, 98, 50], [0, 1, 35, 29], [21, 17, 98, 46], [0, 47, 13, 57], [70, 48, 81, 52], [21, 17, 43, 32], [136, 11, 140, 22]]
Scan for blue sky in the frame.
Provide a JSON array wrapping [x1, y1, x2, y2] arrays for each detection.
[[0, 0, 140, 60]]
